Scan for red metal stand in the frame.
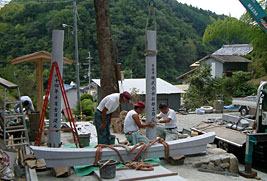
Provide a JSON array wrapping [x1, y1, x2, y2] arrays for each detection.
[[35, 62, 81, 148]]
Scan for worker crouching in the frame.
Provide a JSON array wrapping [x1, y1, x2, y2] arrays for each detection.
[[124, 101, 154, 145], [156, 103, 178, 141]]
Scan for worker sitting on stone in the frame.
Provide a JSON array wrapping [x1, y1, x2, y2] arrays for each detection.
[[124, 101, 154, 145], [95, 91, 131, 145], [156, 103, 178, 141], [14, 96, 35, 114]]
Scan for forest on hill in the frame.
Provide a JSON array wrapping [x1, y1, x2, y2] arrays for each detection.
[[0, 0, 226, 98]]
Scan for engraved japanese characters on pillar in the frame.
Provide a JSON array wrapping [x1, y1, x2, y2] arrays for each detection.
[[145, 30, 157, 140], [49, 30, 64, 147]]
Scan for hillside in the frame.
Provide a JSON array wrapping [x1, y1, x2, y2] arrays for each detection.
[[0, 0, 225, 89]]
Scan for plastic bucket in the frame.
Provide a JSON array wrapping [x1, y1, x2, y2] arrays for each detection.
[[98, 159, 117, 179], [78, 133, 91, 147]]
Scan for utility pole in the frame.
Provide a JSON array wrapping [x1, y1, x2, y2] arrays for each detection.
[[73, 0, 81, 111], [85, 52, 93, 93]]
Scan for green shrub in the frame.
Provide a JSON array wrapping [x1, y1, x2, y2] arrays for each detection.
[[80, 94, 93, 101], [185, 66, 257, 109], [74, 95, 95, 119]]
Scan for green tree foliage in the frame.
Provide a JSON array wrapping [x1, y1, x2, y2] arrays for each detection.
[[221, 71, 257, 98], [0, 0, 225, 88], [203, 0, 267, 78], [74, 94, 95, 121], [185, 65, 257, 109], [80, 93, 93, 102], [184, 64, 220, 108]]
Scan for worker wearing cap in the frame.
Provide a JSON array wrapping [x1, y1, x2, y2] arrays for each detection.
[[156, 103, 178, 141], [14, 96, 35, 114], [124, 101, 154, 145], [95, 91, 131, 145]]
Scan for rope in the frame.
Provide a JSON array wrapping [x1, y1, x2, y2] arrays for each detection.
[[94, 138, 170, 171]]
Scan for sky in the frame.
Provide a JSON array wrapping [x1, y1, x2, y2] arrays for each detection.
[[177, 0, 247, 19]]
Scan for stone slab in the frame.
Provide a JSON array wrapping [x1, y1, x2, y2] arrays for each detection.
[[94, 166, 185, 181]]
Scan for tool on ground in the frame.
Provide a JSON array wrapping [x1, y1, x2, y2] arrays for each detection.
[[0, 77, 29, 148], [34, 62, 81, 148]]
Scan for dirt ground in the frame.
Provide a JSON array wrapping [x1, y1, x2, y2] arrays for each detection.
[[37, 112, 267, 181]]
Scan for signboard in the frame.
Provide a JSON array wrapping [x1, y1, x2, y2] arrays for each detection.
[[239, 0, 267, 33]]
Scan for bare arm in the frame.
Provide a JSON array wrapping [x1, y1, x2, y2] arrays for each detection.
[[133, 114, 154, 128], [159, 118, 171, 123], [99, 107, 109, 131], [101, 107, 109, 124]]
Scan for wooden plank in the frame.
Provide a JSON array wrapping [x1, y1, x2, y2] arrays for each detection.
[[119, 173, 178, 181], [0, 77, 17, 89], [36, 61, 43, 112], [30, 132, 215, 168], [25, 146, 38, 181], [191, 122, 246, 146]]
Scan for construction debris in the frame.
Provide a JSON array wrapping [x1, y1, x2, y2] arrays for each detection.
[[190, 145, 239, 174]]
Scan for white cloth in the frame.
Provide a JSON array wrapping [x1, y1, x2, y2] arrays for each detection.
[[158, 108, 177, 129], [124, 110, 139, 133], [14, 96, 34, 113], [97, 93, 120, 114]]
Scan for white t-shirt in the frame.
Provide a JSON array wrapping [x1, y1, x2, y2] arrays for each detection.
[[97, 93, 120, 114], [158, 108, 177, 129], [14, 96, 34, 113], [124, 110, 139, 133]]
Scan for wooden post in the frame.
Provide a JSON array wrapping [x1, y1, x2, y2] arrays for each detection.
[[49, 30, 64, 147], [145, 30, 157, 140], [36, 61, 43, 112]]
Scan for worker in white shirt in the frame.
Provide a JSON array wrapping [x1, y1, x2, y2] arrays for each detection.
[[156, 103, 178, 141], [124, 101, 154, 145], [14, 96, 35, 114], [94, 91, 131, 145]]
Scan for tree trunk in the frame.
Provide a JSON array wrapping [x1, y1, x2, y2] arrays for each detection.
[[94, 0, 119, 98]]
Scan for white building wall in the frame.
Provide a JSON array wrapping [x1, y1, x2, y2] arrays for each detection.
[[205, 58, 224, 78], [61, 89, 81, 110]]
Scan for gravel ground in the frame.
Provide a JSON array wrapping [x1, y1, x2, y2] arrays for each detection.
[[177, 112, 240, 132], [177, 113, 223, 132], [37, 112, 267, 181]]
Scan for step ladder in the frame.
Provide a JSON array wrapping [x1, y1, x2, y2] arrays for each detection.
[[0, 77, 29, 148], [35, 62, 81, 147]]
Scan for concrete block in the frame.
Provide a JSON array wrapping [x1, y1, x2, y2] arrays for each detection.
[[193, 162, 202, 168], [208, 162, 215, 170], [211, 157, 221, 166], [207, 148, 226, 155], [220, 163, 230, 169], [220, 155, 230, 163], [229, 154, 239, 174]]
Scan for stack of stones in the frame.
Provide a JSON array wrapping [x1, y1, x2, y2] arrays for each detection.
[[191, 145, 239, 174]]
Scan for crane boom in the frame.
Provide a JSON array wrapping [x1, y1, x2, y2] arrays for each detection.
[[239, 0, 267, 33]]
